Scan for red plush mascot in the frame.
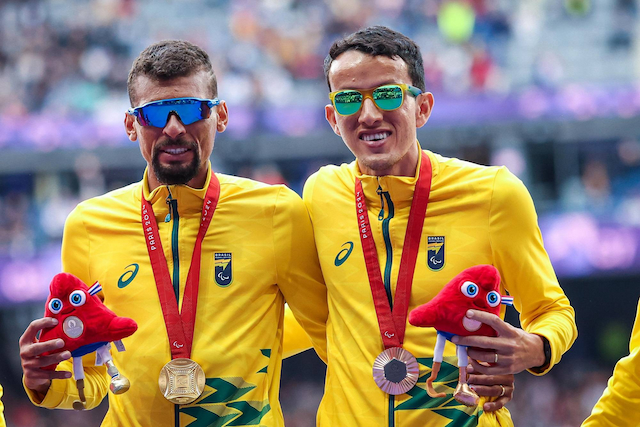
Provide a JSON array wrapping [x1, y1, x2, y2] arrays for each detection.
[[409, 265, 513, 406], [39, 273, 138, 410]]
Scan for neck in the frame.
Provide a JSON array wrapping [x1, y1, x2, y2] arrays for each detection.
[[360, 144, 420, 177]]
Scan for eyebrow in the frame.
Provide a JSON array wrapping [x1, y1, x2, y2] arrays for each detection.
[[335, 82, 404, 91]]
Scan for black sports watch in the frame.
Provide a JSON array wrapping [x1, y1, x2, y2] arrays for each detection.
[[532, 336, 551, 372]]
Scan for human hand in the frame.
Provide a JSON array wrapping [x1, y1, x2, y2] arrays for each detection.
[[19, 317, 72, 395], [452, 309, 546, 375], [467, 364, 514, 412]]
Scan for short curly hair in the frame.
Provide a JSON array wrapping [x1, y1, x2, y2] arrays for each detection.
[[127, 40, 217, 105], [324, 26, 425, 92]]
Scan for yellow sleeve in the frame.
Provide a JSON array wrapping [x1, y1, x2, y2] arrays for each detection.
[[489, 168, 577, 375], [283, 304, 316, 358], [302, 171, 318, 223], [23, 205, 109, 409], [23, 357, 110, 410], [581, 299, 640, 426], [0, 383, 5, 427], [274, 186, 328, 362], [61, 204, 91, 281]]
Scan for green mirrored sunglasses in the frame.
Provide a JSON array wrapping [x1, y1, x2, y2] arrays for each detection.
[[329, 83, 422, 116]]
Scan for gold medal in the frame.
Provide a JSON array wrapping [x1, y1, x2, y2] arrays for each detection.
[[372, 347, 419, 395], [158, 358, 206, 404]]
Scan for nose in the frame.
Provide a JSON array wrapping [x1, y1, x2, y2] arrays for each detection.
[[163, 113, 187, 139], [358, 97, 383, 126]]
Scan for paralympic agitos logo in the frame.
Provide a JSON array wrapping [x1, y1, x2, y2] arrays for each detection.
[[214, 252, 233, 287], [427, 236, 445, 271]]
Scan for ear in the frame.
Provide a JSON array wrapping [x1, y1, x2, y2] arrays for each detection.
[[415, 92, 434, 129], [325, 104, 341, 136], [124, 113, 137, 142], [408, 301, 438, 327], [215, 101, 229, 132]]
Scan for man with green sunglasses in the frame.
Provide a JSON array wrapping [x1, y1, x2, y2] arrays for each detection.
[[286, 25, 577, 427]]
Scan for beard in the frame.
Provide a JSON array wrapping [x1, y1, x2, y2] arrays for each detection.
[[151, 139, 201, 185]]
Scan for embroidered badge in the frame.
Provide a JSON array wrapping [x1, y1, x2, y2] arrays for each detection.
[[214, 253, 233, 287], [427, 236, 445, 271]]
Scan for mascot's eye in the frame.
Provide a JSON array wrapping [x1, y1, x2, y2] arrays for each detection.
[[49, 298, 63, 314], [69, 290, 87, 307], [461, 281, 478, 298], [486, 291, 500, 307]]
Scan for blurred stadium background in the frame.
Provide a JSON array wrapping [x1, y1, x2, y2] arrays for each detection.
[[0, 0, 639, 425]]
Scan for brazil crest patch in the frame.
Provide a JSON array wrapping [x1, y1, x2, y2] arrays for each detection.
[[214, 252, 233, 287], [427, 236, 445, 271]]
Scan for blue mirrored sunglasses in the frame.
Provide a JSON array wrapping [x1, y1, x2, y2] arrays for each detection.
[[127, 97, 220, 127]]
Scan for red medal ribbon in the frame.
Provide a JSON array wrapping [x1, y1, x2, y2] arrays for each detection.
[[141, 173, 220, 359], [355, 152, 432, 349]]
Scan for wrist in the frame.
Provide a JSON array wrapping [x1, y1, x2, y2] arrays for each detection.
[[29, 380, 52, 401], [531, 334, 551, 371]]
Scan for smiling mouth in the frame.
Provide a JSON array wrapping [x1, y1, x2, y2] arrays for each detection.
[[462, 316, 482, 332], [361, 131, 391, 142]]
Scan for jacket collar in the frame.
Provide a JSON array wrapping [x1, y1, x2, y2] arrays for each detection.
[[138, 162, 213, 219]]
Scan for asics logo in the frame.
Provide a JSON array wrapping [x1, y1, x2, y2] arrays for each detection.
[[335, 242, 354, 266], [118, 263, 139, 288]]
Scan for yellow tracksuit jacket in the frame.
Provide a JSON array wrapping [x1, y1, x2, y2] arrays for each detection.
[[25, 167, 328, 427], [296, 148, 577, 427], [582, 298, 640, 426], [0, 384, 5, 427]]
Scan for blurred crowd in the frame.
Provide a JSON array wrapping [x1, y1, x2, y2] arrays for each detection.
[[0, 0, 638, 144], [0, 0, 512, 127]]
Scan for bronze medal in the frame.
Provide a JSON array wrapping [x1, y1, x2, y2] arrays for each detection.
[[372, 347, 419, 395], [158, 358, 206, 404]]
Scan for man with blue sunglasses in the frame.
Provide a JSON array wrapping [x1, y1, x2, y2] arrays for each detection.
[[285, 25, 577, 426], [19, 40, 328, 427]]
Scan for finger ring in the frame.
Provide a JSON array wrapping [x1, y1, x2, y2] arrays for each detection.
[[499, 385, 505, 397], [494, 353, 499, 364]]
